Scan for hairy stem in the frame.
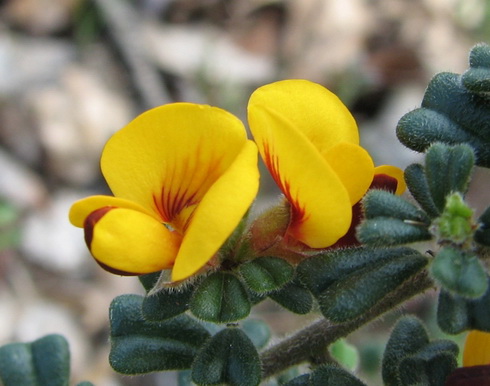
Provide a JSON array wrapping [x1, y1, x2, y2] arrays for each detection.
[[260, 270, 434, 378]]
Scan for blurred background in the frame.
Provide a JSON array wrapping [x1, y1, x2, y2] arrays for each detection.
[[1, 0, 489, 384]]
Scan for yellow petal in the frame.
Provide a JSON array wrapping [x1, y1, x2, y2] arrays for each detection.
[[463, 330, 490, 367], [248, 79, 359, 153], [86, 207, 181, 275], [374, 165, 406, 195], [248, 104, 352, 249], [171, 141, 259, 281], [101, 103, 248, 228], [69, 195, 157, 227], [324, 142, 375, 205]]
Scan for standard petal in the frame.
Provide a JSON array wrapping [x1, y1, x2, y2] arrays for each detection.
[[463, 330, 490, 367], [85, 207, 181, 275], [171, 141, 259, 282], [101, 103, 248, 227], [248, 79, 359, 153], [324, 142, 375, 205], [248, 105, 352, 249], [374, 165, 406, 195], [69, 195, 157, 227]]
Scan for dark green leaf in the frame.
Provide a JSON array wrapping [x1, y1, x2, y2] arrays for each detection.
[[269, 278, 313, 314], [319, 254, 428, 323], [109, 294, 210, 374], [362, 190, 430, 223], [239, 256, 294, 294], [357, 217, 432, 247], [142, 285, 194, 321], [425, 143, 475, 211], [309, 365, 367, 386], [298, 247, 417, 296], [475, 206, 490, 246], [404, 163, 440, 218], [431, 247, 488, 299], [190, 272, 251, 323], [0, 334, 70, 386], [192, 328, 261, 386]]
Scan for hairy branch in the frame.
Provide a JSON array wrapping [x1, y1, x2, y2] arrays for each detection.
[[260, 270, 434, 378]]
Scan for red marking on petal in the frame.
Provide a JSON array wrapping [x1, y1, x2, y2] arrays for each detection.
[[371, 173, 398, 193], [94, 258, 144, 276], [445, 365, 490, 386], [263, 142, 306, 227], [327, 201, 363, 249], [83, 207, 115, 249]]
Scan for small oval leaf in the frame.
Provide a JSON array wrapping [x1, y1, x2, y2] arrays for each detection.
[[239, 256, 294, 294]]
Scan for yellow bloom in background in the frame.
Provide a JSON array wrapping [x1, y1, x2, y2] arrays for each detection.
[[248, 79, 405, 249], [69, 103, 259, 282]]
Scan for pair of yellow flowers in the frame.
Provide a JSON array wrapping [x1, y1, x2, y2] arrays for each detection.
[[69, 80, 404, 282]]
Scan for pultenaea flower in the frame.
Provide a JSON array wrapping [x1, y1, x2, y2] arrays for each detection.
[[248, 79, 405, 250], [445, 330, 490, 385], [69, 103, 259, 282]]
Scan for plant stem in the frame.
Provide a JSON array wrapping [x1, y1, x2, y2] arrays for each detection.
[[260, 270, 434, 378]]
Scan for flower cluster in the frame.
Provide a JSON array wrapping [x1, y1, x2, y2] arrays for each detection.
[[69, 80, 404, 282]]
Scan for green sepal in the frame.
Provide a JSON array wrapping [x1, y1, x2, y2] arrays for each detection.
[[142, 285, 194, 321], [191, 327, 261, 386], [396, 108, 490, 168], [241, 318, 271, 349], [437, 278, 490, 334], [397, 341, 458, 386], [404, 163, 440, 218], [319, 252, 428, 323], [430, 246, 488, 299], [422, 72, 490, 142], [362, 189, 430, 223], [109, 294, 210, 374], [138, 271, 162, 292], [424, 143, 475, 211], [475, 206, 490, 246], [268, 278, 313, 314], [238, 256, 294, 294], [0, 334, 70, 386], [357, 217, 432, 247], [382, 316, 458, 386], [190, 272, 251, 323], [298, 247, 417, 296]]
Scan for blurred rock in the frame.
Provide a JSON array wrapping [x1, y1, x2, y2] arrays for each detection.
[[20, 190, 90, 274], [26, 65, 133, 186], [2, 0, 78, 35]]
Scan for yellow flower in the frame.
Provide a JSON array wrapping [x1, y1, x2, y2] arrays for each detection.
[[444, 330, 490, 385], [69, 103, 259, 282], [248, 79, 405, 249]]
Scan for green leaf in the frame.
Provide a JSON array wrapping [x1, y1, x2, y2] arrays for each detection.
[[425, 143, 475, 211], [309, 365, 367, 386], [382, 317, 430, 386], [330, 339, 359, 371], [437, 278, 490, 334], [138, 271, 162, 292], [142, 285, 194, 321], [109, 294, 210, 374], [362, 190, 430, 223], [239, 256, 294, 294], [298, 247, 417, 296], [283, 374, 310, 385], [396, 108, 490, 168], [382, 317, 458, 386], [319, 253, 428, 323], [269, 278, 313, 314], [463, 43, 490, 94], [192, 328, 261, 386], [357, 217, 432, 247], [190, 272, 251, 323], [0, 334, 70, 386], [431, 247, 488, 299], [404, 163, 440, 218], [398, 343, 458, 386]]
